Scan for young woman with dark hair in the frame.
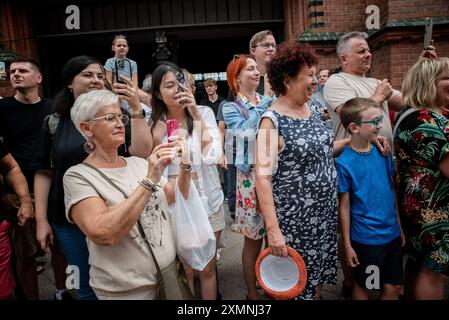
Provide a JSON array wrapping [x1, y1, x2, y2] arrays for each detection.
[[150, 61, 224, 300]]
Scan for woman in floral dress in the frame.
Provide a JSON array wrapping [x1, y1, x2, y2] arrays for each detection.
[[222, 54, 273, 300], [395, 57, 449, 300], [256, 41, 351, 299]]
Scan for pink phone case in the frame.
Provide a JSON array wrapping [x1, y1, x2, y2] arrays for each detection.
[[166, 119, 179, 138]]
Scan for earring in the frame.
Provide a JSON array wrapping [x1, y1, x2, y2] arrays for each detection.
[[84, 140, 95, 153]]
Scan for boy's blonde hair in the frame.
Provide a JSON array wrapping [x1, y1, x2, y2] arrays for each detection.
[[402, 57, 449, 111], [340, 97, 380, 131], [203, 78, 216, 86]]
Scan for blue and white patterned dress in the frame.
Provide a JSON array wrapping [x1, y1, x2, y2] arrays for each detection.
[[263, 104, 338, 299]]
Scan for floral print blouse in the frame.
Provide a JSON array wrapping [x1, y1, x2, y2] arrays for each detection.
[[394, 106, 449, 275]]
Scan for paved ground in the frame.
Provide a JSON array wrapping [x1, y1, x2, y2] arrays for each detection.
[[37, 203, 448, 300], [36, 203, 343, 300]]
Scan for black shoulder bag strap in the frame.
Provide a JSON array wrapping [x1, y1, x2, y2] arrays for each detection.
[[79, 162, 166, 289]]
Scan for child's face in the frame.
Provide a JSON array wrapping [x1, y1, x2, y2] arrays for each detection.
[[353, 107, 383, 140], [112, 39, 129, 57]]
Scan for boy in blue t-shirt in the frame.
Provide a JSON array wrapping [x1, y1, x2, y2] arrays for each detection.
[[336, 97, 404, 300]]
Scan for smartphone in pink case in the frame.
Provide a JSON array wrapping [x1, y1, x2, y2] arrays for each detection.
[[166, 119, 179, 138]]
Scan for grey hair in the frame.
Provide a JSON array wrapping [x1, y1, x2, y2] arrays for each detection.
[[336, 31, 368, 58], [71, 89, 119, 137], [249, 30, 274, 52], [142, 74, 152, 92]]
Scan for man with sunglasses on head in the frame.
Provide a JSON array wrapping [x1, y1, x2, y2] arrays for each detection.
[[249, 30, 277, 97]]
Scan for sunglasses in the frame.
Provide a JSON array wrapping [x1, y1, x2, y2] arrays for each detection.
[[356, 115, 383, 128]]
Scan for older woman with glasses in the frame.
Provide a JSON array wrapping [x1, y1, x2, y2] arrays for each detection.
[[222, 54, 273, 300], [32, 55, 152, 300], [63, 89, 192, 299]]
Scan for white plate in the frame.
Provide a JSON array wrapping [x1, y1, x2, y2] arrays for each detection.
[[259, 255, 300, 292]]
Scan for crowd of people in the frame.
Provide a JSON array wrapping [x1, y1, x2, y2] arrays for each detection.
[[0, 29, 448, 301]]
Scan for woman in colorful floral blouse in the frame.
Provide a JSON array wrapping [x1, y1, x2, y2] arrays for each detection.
[[395, 57, 449, 300]]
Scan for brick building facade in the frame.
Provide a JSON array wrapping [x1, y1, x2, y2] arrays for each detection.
[[287, 0, 449, 89], [1, 0, 448, 95]]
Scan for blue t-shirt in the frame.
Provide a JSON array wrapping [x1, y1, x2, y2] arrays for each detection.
[[104, 57, 138, 83], [335, 144, 400, 245]]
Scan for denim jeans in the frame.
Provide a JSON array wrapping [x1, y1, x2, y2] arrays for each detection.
[[51, 222, 97, 300]]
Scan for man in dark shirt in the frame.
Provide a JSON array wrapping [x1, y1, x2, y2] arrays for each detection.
[[201, 78, 226, 120], [0, 60, 52, 189], [0, 56, 69, 300]]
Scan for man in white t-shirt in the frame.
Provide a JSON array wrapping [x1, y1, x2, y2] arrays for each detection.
[[323, 31, 403, 146]]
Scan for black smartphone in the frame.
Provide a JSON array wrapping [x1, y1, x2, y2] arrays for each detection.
[[176, 71, 187, 93], [114, 59, 131, 84]]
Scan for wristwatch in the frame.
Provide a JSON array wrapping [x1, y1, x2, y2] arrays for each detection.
[[130, 109, 146, 119], [180, 164, 192, 172]]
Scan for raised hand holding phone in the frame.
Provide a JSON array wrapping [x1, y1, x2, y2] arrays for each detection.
[[115, 58, 132, 84], [176, 71, 187, 94], [174, 71, 201, 120], [420, 17, 437, 59]]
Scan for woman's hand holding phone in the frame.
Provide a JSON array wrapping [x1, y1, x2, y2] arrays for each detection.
[[175, 82, 201, 120], [112, 75, 140, 111]]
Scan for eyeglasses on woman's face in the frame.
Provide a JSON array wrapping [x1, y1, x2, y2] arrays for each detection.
[[89, 113, 129, 125]]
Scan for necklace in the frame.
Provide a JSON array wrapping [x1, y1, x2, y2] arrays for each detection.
[[294, 106, 310, 118], [348, 143, 372, 156]]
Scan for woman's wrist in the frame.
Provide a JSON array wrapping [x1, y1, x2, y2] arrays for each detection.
[[144, 175, 160, 185], [179, 163, 192, 172], [139, 177, 159, 193]]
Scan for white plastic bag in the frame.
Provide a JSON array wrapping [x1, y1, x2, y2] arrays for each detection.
[[170, 180, 216, 271]]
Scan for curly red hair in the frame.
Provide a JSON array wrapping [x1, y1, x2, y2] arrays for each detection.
[[267, 41, 318, 97]]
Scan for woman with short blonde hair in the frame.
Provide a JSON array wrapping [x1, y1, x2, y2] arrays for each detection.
[[395, 57, 449, 300], [401, 57, 449, 111]]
